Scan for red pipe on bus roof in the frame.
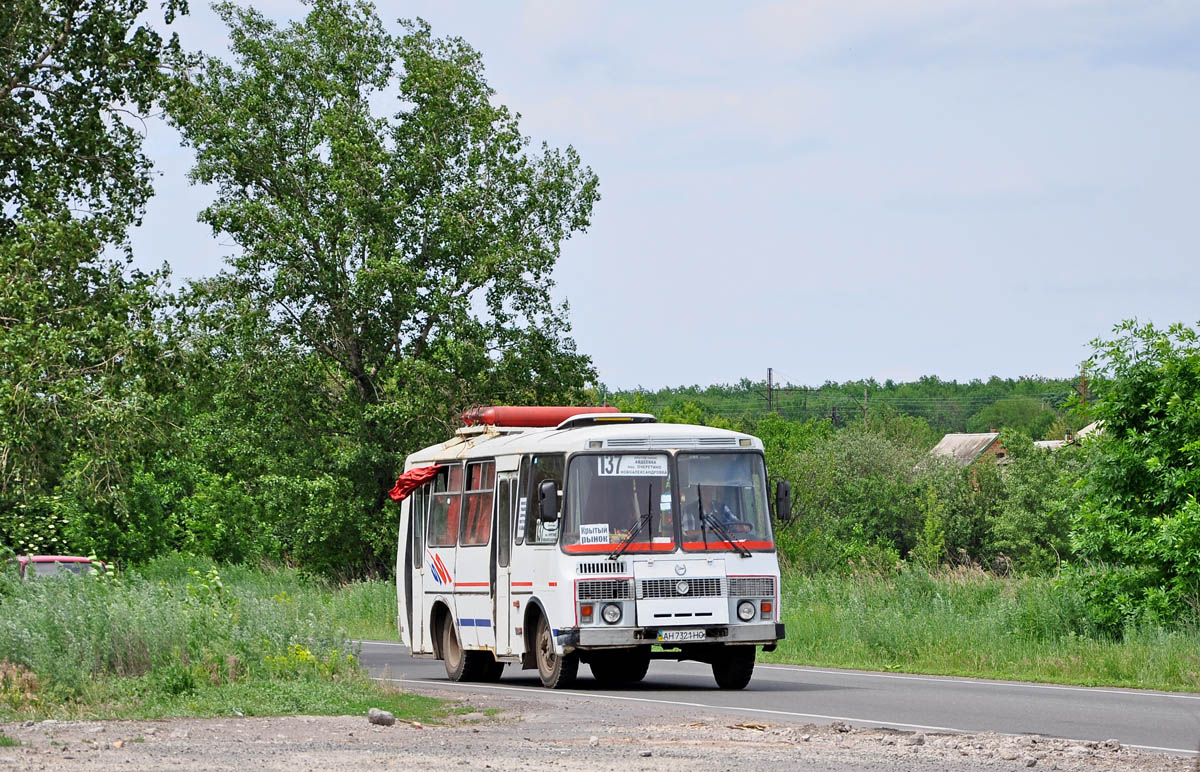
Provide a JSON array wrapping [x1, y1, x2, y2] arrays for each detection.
[[460, 405, 619, 427]]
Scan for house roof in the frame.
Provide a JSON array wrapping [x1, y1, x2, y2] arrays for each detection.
[[927, 432, 1000, 467]]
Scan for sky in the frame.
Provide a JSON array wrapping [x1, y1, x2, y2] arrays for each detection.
[[128, 1, 1200, 390]]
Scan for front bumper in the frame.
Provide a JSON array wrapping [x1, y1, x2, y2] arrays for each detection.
[[559, 622, 785, 649]]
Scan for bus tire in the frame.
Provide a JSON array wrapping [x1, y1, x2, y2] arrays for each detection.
[[535, 614, 577, 689], [441, 619, 492, 682], [481, 657, 505, 682], [711, 646, 756, 690], [588, 648, 650, 685]]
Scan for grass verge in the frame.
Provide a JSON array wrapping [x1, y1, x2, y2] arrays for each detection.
[[763, 567, 1200, 692], [0, 556, 443, 722]]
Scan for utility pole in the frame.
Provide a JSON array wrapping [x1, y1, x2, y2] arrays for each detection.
[[863, 387, 868, 421], [767, 368, 774, 414]]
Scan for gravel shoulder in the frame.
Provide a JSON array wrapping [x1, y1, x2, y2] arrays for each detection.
[[2, 688, 1194, 772]]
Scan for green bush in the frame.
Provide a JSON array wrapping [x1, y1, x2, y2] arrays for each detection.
[[780, 426, 923, 562], [1070, 320, 1200, 632]]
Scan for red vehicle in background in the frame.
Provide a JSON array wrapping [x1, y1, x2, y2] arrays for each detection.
[[15, 555, 106, 580]]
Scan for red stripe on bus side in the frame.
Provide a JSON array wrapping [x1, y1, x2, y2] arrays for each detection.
[[511, 581, 533, 587]]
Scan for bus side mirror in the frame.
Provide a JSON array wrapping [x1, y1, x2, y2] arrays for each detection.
[[538, 480, 559, 523], [774, 480, 792, 522]]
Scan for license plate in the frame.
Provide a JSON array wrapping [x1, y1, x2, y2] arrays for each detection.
[[657, 629, 706, 642]]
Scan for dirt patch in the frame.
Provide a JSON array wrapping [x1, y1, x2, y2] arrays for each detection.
[[0, 688, 1192, 771]]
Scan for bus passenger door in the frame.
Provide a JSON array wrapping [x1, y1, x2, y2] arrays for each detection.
[[456, 461, 496, 649], [407, 485, 429, 653], [492, 473, 517, 655]]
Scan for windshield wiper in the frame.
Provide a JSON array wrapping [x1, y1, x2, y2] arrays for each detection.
[[697, 487, 751, 558], [609, 481, 654, 560]]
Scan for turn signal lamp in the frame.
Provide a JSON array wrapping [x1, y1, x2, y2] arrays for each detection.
[[580, 604, 594, 623]]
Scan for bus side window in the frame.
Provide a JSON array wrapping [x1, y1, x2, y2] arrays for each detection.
[[514, 456, 529, 546], [527, 454, 564, 545], [460, 460, 495, 546], [497, 479, 511, 567], [412, 485, 428, 568], [428, 464, 463, 547]]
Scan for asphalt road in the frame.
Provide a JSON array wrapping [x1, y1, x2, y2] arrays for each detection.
[[358, 640, 1200, 756]]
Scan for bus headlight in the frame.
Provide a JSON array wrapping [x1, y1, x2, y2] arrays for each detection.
[[736, 600, 756, 622], [601, 603, 622, 624]]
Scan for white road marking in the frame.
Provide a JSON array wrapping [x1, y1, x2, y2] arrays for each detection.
[[371, 676, 1200, 756], [755, 663, 1200, 700], [357, 640, 1200, 702]]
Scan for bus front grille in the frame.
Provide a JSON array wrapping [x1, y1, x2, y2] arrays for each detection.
[[577, 579, 633, 601], [638, 577, 725, 599], [728, 577, 774, 597], [578, 561, 627, 575]]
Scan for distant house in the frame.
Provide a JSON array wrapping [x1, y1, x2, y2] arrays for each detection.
[[1033, 420, 1102, 450], [926, 432, 1005, 468]]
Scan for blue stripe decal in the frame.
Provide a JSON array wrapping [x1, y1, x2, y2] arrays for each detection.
[[474, 618, 491, 628], [552, 628, 559, 636], [456, 618, 491, 628], [459, 618, 475, 627]]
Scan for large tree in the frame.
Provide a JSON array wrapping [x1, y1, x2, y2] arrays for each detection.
[[0, 0, 184, 556], [166, 0, 599, 573]]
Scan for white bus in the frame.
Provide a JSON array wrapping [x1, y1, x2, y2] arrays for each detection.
[[394, 406, 791, 689]]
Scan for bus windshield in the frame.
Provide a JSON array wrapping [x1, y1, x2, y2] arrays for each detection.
[[678, 453, 773, 551], [563, 454, 674, 553]]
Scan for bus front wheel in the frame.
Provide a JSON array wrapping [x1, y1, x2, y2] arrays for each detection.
[[535, 615, 577, 689], [711, 646, 756, 690]]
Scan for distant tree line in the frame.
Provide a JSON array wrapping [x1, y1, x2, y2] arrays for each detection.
[[612, 374, 1092, 440]]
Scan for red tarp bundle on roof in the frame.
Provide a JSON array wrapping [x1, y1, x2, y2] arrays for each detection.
[[460, 405, 618, 427], [388, 465, 441, 502]]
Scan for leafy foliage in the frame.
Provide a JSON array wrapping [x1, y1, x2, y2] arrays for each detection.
[[0, 0, 184, 556], [966, 396, 1058, 438], [159, 1, 599, 573], [1069, 320, 1200, 630]]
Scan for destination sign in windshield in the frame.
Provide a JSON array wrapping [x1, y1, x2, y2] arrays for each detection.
[[596, 454, 669, 477]]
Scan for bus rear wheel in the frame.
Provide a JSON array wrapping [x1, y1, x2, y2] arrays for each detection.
[[442, 619, 498, 682], [711, 646, 756, 690], [535, 615, 577, 689]]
